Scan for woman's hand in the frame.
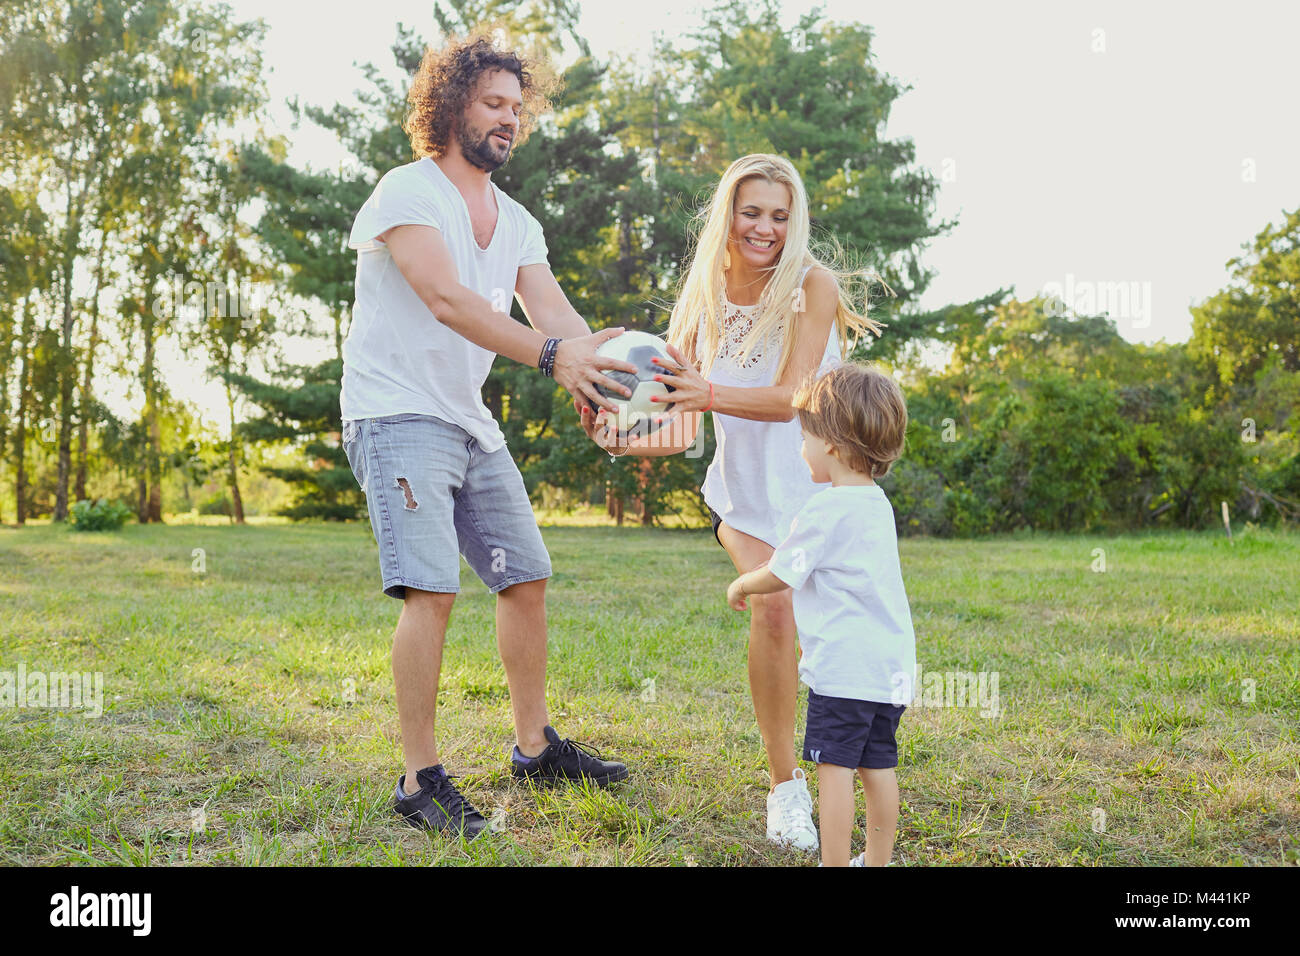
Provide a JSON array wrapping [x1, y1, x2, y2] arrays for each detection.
[[576, 402, 632, 454], [649, 343, 712, 413]]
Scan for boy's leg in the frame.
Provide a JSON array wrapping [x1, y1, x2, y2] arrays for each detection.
[[495, 577, 551, 757], [393, 588, 455, 785], [857, 767, 899, 866], [817, 764, 857, 866]]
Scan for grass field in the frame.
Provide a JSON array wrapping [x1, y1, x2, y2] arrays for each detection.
[[1, 521, 1297, 866]]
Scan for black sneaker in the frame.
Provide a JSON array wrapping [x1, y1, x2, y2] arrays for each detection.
[[393, 764, 488, 838], [510, 725, 629, 787]]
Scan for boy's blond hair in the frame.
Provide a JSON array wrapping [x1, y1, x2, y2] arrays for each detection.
[[792, 363, 908, 478]]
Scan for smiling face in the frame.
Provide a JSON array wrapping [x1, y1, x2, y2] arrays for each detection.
[[728, 177, 791, 270], [455, 69, 522, 171]]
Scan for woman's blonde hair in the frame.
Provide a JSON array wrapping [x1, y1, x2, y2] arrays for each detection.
[[666, 154, 891, 381]]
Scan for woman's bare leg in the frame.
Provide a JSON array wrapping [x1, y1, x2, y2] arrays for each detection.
[[718, 522, 799, 789]]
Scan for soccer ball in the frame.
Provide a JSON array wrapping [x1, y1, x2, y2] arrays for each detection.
[[586, 330, 678, 435]]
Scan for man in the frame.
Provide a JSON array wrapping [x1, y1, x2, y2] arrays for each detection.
[[341, 33, 636, 838]]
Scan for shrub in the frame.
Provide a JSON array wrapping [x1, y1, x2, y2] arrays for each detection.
[[198, 492, 232, 516], [69, 498, 134, 532]]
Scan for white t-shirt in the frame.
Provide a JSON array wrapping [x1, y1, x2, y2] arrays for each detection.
[[767, 484, 917, 704], [340, 157, 549, 451], [699, 266, 841, 547]]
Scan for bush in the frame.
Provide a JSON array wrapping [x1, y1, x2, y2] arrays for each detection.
[[198, 492, 232, 516], [69, 498, 134, 532]]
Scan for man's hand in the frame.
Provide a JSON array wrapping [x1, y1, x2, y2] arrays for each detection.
[[553, 328, 638, 413]]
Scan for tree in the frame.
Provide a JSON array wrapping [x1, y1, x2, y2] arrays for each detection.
[[0, 0, 269, 522], [184, 148, 279, 524], [228, 358, 361, 521], [0, 180, 54, 524], [608, 0, 955, 310], [1191, 207, 1300, 389]]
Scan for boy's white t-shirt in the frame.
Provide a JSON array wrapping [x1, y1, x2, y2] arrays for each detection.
[[767, 484, 917, 704], [340, 157, 549, 452]]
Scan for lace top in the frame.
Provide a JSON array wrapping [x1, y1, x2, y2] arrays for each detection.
[[698, 265, 841, 548], [711, 298, 782, 382]]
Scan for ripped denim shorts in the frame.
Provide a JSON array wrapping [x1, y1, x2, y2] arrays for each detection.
[[342, 413, 552, 599]]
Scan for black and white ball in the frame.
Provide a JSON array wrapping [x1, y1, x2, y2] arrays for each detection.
[[586, 330, 678, 435]]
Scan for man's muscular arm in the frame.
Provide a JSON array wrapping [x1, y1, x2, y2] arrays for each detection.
[[381, 224, 634, 411], [514, 262, 591, 338]]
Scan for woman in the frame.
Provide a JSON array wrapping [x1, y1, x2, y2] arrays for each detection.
[[580, 154, 886, 850]]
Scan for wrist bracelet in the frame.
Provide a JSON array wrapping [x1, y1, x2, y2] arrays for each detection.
[[702, 382, 716, 413], [538, 337, 561, 377], [540, 337, 559, 377]]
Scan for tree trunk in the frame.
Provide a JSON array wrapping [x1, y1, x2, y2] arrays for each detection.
[[606, 483, 624, 526], [147, 401, 163, 522], [638, 459, 654, 526], [75, 230, 109, 502], [0, 311, 10, 525], [141, 304, 163, 523], [226, 378, 245, 524], [14, 296, 33, 526], [53, 170, 85, 523], [53, 282, 75, 522], [74, 320, 98, 502]]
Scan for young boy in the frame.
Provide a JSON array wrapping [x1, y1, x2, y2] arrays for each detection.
[[726, 362, 916, 867]]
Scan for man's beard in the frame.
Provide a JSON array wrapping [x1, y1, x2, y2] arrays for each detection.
[[458, 122, 512, 172]]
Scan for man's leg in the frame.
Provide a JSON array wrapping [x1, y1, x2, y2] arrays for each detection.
[[495, 577, 550, 758], [455, 442, 626, 785], [393, 588, 455, 786]]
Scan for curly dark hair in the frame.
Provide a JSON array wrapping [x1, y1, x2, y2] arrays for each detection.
[[403, 33, 553, 159]]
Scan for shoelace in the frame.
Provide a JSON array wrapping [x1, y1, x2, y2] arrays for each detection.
[[772, 786, 816, 833], [425, 773, 480, 821], [552, 736, 605, 764]]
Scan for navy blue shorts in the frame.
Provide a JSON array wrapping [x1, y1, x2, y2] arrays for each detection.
[[802, 689, 906, 769]]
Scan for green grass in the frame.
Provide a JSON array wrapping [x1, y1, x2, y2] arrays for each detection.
[[0, 521, 1297, 866]]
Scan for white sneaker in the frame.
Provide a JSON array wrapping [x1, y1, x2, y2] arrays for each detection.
[[766, 768, 819, 851]]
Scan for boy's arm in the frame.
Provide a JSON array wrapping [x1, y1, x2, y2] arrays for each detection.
[[729, 499, 830, 610], [727, 565, 788, 611]]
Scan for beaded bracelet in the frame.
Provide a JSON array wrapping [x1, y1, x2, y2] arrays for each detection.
[[538, 337, 561, 377]]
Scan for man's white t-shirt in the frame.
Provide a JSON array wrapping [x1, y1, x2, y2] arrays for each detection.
[[767, 484, 917, 704], [341, 157, 549, 452]]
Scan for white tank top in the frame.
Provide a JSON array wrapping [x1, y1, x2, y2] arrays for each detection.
[[698, 265, 841, 548]]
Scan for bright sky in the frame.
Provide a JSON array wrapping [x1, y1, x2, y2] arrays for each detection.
[[152, 0, 1300, 433]]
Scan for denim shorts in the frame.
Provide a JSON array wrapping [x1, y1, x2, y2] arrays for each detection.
[[342, 413, 552, 599], [802, 690, 906, 770]]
